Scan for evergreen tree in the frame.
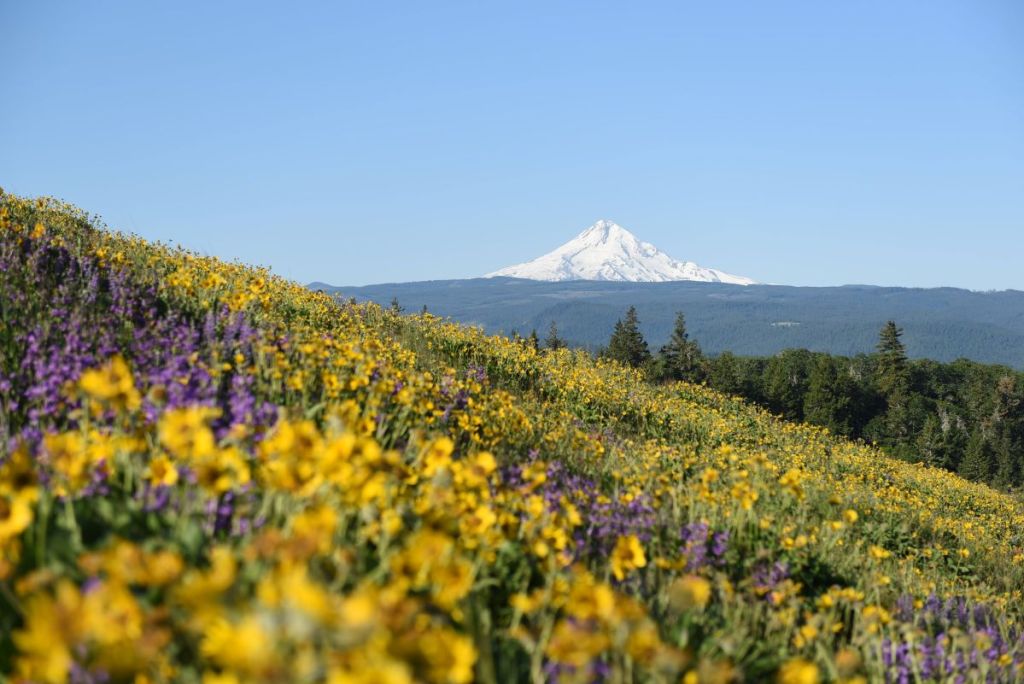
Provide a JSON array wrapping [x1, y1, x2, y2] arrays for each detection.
[[604, 319, 628, 362], [990, 376, 1023, 487], [389, 297, 404, 314], [992, 431, 1019, 489], [915, 406, 968, 471], [803, 355, 855, 436], [657, 311, 705, 382], [708, 352, 743, 396], [876, 321, 909, 398], [875, 321, 916, 444], [960, 429, 996, 482], [527, 329, 540, 351], [604, 306, 651, 369], [544, 321, 566, 351], [421, 304, 429, 314], [916, 415, 946, 468], [764, 349, 813, 421]]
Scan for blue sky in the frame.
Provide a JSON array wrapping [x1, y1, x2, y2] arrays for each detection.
[[2, 1, 1022, 289]]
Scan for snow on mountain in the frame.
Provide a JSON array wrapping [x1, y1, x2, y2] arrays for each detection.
[[485, 220, 757, 285]]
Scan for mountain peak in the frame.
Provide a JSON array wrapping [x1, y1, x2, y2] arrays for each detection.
[[485, 220, 756, 285], [576, 220, 638, 246], [582, 218, 624, 236]]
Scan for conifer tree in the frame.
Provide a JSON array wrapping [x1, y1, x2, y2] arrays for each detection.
[[764, 349, 813, 421], [657, 311, 704, 382], [876, 321, 909, 398], [803, 355, 854, 436], [960, 429, 996, 482], [708, 352, 743, 396], [604, 306, 651, 369], [991, 376, 1023, 487], [916, 415, 946, 469], [912, 405, 966, 472], [527, 328, 540, 351], [875, 320, 917, 442], [544, 321, 566, 351], [389, 297, 404, 314]]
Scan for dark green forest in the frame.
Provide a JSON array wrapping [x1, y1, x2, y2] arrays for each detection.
[[581, 310, 1024, 491]]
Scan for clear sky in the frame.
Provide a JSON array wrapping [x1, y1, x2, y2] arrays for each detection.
[[2, 1, 1022, 289]]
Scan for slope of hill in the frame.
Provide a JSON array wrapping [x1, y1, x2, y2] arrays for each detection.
[[3, 192, 1024, 683], [315, 278, 1024, 368]]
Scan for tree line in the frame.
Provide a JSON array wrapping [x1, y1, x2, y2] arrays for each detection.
[[534, 307, 1024, 491]]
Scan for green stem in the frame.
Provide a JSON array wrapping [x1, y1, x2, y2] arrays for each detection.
[[471, 593, 498, 684], [0, 580, 23, 616], [64, 497, 83, 553], [34, 495, 51, 569]]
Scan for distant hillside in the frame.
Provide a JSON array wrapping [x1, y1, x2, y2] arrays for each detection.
[[311, 278, 1024, 368]]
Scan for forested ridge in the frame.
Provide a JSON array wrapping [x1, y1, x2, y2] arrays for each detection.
[[323, 278, 1024, 368]]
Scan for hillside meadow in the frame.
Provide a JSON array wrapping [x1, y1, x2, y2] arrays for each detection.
[[1, 191, 1023, 683]]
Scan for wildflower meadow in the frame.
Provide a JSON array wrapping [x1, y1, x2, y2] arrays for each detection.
[[1, 191, 1023, 683]]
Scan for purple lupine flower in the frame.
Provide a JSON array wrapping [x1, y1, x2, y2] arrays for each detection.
[[711, 530, 729, 559], [2, 232, 280, 454], [751, 561, 789, 603], [883, 594, 1023, 682]]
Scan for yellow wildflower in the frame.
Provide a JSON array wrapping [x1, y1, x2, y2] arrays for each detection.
[[79, 355, 141, 411], [193, 446, 251, 495], [0, 444, 39, 500], [459, 505, 497, 547], [669, 575, 712, 611], [41, 432, 90, 494], [158, 406, 218, 459], [778, 658, 820, 684], [869, 545, 891, 560], [610, 535, 646, 581], [423, 437, 454, 477], [145, 455, 179, 487], [566, 569, 616, 622], [778, 469, 806, 500], [545, 620, 610, 668], [0, 491, 33, 542], [417, 628, 476, 684], [200, 614, 275, 676], [12, 583, 79, 684], [291, 504, 339, 555]]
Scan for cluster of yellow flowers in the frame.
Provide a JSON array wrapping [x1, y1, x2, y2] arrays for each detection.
[[6, 357, 712, 682], [0, 449, 37, 579]]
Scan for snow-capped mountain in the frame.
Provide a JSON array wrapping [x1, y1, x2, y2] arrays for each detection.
[[486, 220, 757, 285]]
